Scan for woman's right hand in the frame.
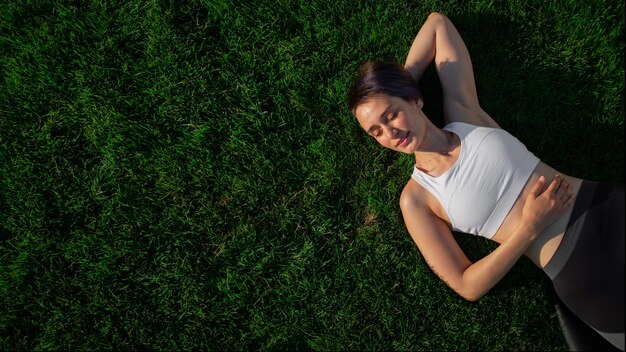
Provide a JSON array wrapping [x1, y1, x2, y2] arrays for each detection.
[[520, 174, 574, 236]]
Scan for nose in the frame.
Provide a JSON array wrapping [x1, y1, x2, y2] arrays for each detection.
[[382, 125, 398, 139]]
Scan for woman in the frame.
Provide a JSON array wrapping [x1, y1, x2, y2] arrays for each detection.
[[347, 12, 624, 350]]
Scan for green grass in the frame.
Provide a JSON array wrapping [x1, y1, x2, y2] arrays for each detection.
[[0, 0, 623, 350]]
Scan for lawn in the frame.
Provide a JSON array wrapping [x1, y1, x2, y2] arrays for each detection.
[[0, 0, 623, 350]]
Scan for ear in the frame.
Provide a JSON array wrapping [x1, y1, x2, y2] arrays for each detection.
[[414, 97, 424, 109]]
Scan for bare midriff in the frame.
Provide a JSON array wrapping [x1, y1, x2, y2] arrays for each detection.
[[489, 161, 583, 269]]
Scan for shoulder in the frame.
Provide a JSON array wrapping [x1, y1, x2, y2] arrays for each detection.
[[401, 178, 452, 228], [400, 179, 429, 213]]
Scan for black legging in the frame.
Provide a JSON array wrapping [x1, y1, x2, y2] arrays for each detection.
[[543, 181, 624, 351]]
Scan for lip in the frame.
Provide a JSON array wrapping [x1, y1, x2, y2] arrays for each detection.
[[396, 131, 410, 147]]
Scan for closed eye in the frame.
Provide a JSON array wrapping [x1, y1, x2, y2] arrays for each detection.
[[370, 127, 381, 138]]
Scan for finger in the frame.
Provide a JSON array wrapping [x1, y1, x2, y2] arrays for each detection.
[[532, 176, 546, 197], [561, 193, 574, 208], [558, 190, 569, 203], [554, 179, 567, 195], [548, 174, 562, 194], [558, 180, 572, 198], [560, 183, 572, 201], [559, 180, 572, 195]]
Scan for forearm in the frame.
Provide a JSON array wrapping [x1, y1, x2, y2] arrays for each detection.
[[404, 12, 475, 89], [458, 224, 538, 301], [457, 175, 573, 301], [403, 12, 440, 81]]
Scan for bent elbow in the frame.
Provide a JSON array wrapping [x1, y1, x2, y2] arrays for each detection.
[[457, 287, 484, 302], [463, 293, 480, 302], [428, 11, 448, 24], [428, 11, 443, 19]]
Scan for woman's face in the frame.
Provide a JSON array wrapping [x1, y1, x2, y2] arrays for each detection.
[[354, 94, 425, 154]]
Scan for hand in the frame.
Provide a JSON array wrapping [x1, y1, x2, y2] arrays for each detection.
[[521, 174, 574, 236]]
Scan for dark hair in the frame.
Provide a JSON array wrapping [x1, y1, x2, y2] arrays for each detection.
[[346, 61, 422, 113]]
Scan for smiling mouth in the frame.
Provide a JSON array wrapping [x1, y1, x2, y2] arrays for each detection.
[[397, 131, 410, 147]]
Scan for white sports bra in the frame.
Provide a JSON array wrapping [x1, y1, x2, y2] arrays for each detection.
[[410, 122, 540, 239]]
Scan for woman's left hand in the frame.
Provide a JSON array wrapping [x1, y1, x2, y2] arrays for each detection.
[[520, 174, 574, 237]]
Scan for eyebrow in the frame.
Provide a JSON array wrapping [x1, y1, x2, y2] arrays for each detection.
[[366, 104, 391, 135]]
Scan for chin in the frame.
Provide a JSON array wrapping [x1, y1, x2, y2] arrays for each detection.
[[394, 148, 412, 155]]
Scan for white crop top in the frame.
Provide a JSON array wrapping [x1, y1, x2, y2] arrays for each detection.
[[410, 122, 540, 239]]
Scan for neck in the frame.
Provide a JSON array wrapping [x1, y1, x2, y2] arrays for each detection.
[[414, 127, 453, 170]]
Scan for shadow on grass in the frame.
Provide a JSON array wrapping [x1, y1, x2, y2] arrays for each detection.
[[422, 12, 623, 174]]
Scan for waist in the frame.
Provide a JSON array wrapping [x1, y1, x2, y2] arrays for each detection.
[[490, 162, 583, 268], [530, 176, 583, 268]]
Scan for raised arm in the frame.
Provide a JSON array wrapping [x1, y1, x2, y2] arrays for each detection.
[[400, 175, 573, 301], [404, 12, 499, 128]]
